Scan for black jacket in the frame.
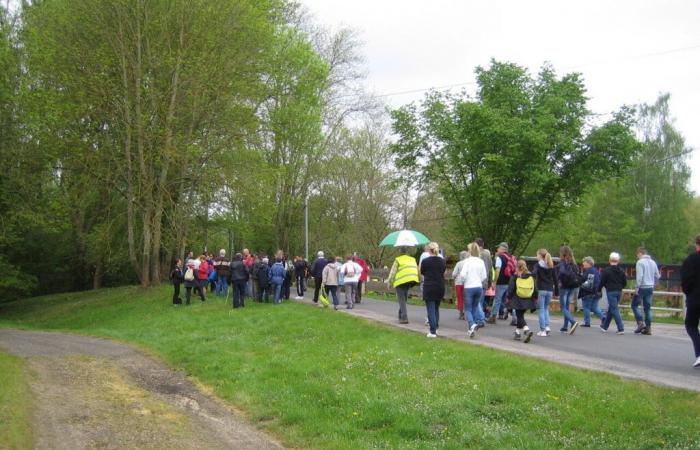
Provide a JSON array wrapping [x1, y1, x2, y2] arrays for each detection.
[[599, 265, 627, 292], [310, 258, 328, 279], [681, 251, 700, 307], [533, 264, 556, 292], [170, 267, 184, 285], [230, 260, 249, 282]]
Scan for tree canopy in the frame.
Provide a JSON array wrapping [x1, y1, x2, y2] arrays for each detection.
[[391, 60, 639, 254]]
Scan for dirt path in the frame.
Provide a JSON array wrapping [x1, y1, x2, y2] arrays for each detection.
[[0, 329, 283, 450]]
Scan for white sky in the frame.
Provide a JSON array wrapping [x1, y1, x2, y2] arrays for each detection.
[[302, 0, 700, 194]]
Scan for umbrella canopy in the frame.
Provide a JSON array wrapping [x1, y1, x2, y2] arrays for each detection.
[[379, 230, 430, 247]]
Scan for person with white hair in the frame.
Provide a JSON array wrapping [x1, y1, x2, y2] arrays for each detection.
[[213, 249, 231, 297], [599, 252, 627, 334]]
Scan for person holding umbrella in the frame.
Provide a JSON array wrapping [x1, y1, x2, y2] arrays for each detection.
[[421, 242, 446, 338], [387, 247, 420, 324]]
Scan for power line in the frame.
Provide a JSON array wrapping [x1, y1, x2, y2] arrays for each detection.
[[369, 43, 700, 100]]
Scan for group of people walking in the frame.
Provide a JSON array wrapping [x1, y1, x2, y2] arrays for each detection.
[[170, 233, 700, 369], [387, 239, 670, 345], [308, 251, 370, 310]]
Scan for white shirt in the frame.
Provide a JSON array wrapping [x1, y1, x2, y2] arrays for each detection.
[[459, 256, 487, 289], [452, 259, 468, 285], [342, 261, 363, 283]]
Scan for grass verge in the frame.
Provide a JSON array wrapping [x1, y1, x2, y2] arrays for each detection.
[[0, 352, 32, 449], [1, 285, 698, 449]]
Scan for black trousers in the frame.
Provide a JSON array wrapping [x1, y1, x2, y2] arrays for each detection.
[[172, 283, 181, 304], [296, 275, 306, 296], [515, 309, 527, 329], [233, 281, 246, 308], [686, 303, 700, 357], [313, 277, 323, 302], [185, 285, 205, 304]]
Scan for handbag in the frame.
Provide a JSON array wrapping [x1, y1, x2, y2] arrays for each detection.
[[319, 287, 330, 307]]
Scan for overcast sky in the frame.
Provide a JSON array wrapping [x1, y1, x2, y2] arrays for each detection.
[[301, 0, 700, 194]]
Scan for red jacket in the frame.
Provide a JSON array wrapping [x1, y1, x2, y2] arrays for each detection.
[[198, 260, 209, 280], [355, 257, 369, 282]]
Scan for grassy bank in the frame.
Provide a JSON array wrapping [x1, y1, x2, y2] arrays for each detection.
[[0, 352, 32, 449], [1, 286, 698, 449]]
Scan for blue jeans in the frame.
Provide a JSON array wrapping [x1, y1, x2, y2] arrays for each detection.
[[273, 283, 283, 304], [426, 300, 441, 334], [476, 288, 486, 323], [491, 285, 509, 318], [582, 295, 605, 326], [537, 290, 553, 331], [325, 285, 339, 306], [216, 276, 228, 297], [602, 290, 624, 331], [464, 287, 483, 327], [632, 287, 653, 326], [559, 288, 577, 328]]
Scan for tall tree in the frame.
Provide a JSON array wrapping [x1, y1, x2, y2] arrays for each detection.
[[391, 60, 639, 254], [22, 0, 280, 286]]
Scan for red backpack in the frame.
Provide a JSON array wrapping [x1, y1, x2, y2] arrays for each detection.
[[501, 253, 517, 278]]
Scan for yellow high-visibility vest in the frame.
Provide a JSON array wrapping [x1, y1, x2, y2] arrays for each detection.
[[393, 255, 419, 288]]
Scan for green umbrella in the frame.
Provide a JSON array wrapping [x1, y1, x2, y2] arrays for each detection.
[[379, 230, 430, 247]]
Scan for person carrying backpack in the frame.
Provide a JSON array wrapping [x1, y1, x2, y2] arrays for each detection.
[[486, 242, 516, 324], [579, 256, 605, 327], [507, 259, 537, 343], [257, 257, 271, 303], [184, 256, 205, 304], [342, 255, 363, 309], [558, 245, 581, 335], [170, 259, 184, 305]]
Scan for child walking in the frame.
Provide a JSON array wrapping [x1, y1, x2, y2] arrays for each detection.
[[507, 260, 538, 343]]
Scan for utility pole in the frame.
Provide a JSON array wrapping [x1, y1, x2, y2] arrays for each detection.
[[304, 195, 309, 261]]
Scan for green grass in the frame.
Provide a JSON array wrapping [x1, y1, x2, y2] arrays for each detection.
[[1, 286, 699, 449], [0, 352, 32, 449]]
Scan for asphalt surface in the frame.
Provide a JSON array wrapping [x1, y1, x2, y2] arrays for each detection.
[[296, 291, 700, 392]]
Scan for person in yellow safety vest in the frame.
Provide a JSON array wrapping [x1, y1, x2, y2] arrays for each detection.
[[387, 247, 420, 324]]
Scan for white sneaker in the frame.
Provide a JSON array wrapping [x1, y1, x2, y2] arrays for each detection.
[[468, 324, 476, 338], [426, 333, 437, 338], [537, 331, 548, 337], [694, 356, 700, 369], [545, 326, 551, 333], [295, 296, 303, 300], [513, 331, 521, 340]]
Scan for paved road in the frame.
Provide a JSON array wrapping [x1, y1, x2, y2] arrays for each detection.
[[296, 291, 700, 392]]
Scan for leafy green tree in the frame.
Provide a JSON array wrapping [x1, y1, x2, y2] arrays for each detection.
[[391, 60, 639, 254], [525, 94, 693, 263]]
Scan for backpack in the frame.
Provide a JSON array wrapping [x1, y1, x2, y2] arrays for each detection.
[[502, 253, 517, 278], [515, 275, 535, 298], [184, 267, 195, 282]]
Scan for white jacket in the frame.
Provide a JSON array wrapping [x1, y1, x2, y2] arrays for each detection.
[[459, 256, 487, 289]]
